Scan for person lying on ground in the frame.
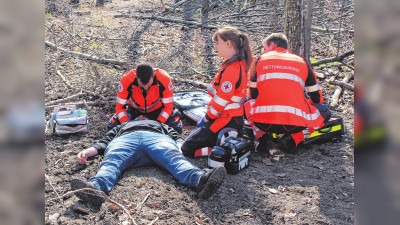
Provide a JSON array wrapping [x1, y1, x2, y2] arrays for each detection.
[[70, 119, 226, 206]]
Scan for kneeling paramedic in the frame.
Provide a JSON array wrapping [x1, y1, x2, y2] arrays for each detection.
[[246, 33, 331, 153], [181, 26, 254, 157], [108, 63, 182, 133], [71, 119, 227, 206]]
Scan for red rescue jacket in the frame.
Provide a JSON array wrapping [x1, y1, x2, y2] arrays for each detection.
[[247, 48, 325, 128], [205, 60, 247, 132], [115, 68, 174, 124]]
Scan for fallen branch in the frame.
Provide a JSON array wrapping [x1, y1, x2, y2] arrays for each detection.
[[45, 174, 62, 201], [45, 40, 126, 65], [330, 75, 353, 108], [45, 100, 107, 112], [45, 188, 137, 225], [171, 77, 208, 89], [46, 93, 87, 106], [329, 80, 354, 91], [148, 216, 159, 225], [56, 70, 106, 100], [311, 50, 354, 67], [132, 192, 151, 214], [113, 15, 219, 30], [311, 26, 354, 34]]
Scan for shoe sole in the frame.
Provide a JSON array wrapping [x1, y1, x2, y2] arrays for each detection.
[[198, 167, 227, 199], [70, 178, 105, 206]]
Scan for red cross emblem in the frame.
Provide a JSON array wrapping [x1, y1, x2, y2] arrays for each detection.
[[221, 81, 232, 92]]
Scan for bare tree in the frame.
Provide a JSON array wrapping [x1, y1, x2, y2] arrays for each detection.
[[96, 0, 104, 7], [284, 0, 303, 55], [304, 0, 314, 62], [284, 0, 314, 62]]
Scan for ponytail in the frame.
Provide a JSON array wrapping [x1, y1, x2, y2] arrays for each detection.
[[213, 26, 254, 74]]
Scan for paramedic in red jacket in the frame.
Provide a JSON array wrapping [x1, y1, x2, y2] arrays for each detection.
[[181, 26, 254, 157], [108, 64, 182, 133], [245, 33, 331, 153]]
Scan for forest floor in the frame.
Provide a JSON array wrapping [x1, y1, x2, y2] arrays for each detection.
[[45, 0, 354, 224]]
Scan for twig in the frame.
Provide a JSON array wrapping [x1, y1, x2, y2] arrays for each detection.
[[328, 80, 354, 91], [55, 70, 106, 100], [330, 75, 353, 108], [45, 40, 126, 65], [133, 192, 151, 213], [46, 93, 87, 106], [171, 77, 208, 89], [148, 216, 159, 225], [45, 188, 137, 225], [340, 61, 354, 70], [311, 26, 354, 34], [113, 15, 220, 30], [188, 67, 210, 78], [45, 174, 62, 201], [45, 100, 107, 112], [311, 50, 354, 66]]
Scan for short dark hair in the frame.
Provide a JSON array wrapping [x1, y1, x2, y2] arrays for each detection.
[[263, 33, 288, 49], [136, 64, 154, 84]]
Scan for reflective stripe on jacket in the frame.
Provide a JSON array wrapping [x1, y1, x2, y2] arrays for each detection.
[[115, 68, 174, 124], [248, 48, 324, 127], [206, 60, 247, 132]]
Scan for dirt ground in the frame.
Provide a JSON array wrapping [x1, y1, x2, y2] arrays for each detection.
[[45, 1, 354, 224]]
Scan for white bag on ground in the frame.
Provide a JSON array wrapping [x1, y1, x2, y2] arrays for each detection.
[[49, 105, 89, 135]]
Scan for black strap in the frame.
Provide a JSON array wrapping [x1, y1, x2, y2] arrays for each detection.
[[235, 64, 242, 89], [215, 67, 227, 86]]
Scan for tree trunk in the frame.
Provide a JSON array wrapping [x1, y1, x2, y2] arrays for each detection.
[[284, 0, 303, 55], [96, 0, 104, 7], [304, 0, 314, 62], [272, 0, 280, 32]]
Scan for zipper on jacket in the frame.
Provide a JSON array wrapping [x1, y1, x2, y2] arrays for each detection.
[[141, 88, 148, 114]]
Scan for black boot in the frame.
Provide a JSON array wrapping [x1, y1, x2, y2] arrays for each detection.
[[278, 134, 298, 153], [256, 134, 273, 153], [197, 167, 227, 199], [70, 177, 105, 206]]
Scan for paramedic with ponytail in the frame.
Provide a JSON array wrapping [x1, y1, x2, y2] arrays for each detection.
[[245, 33, 331, 153], [181, 26, 254, 157]]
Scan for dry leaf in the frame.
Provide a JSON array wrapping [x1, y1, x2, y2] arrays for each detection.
[[263, 157, 273, 166], [149, 203, 162, 208], [140, 179, 148, 185], [129, 209, 136, 215], [268, 188, 278, 194], [107, 204, 118, 211]]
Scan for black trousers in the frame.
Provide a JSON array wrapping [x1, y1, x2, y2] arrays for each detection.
[[181, 117, 244, 157], [255, 104, 331, 150]]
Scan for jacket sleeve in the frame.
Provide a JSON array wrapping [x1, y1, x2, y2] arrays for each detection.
[[305, 63, 324, 104], [92, 125, 121, 155], [249, 57, 260, 99], [115, 72, 133, 124], [205, 65, 239, 121], [157, 70, 174, 123]]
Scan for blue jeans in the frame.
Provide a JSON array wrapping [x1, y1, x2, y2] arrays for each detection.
[[89, 131, 204, 193]]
